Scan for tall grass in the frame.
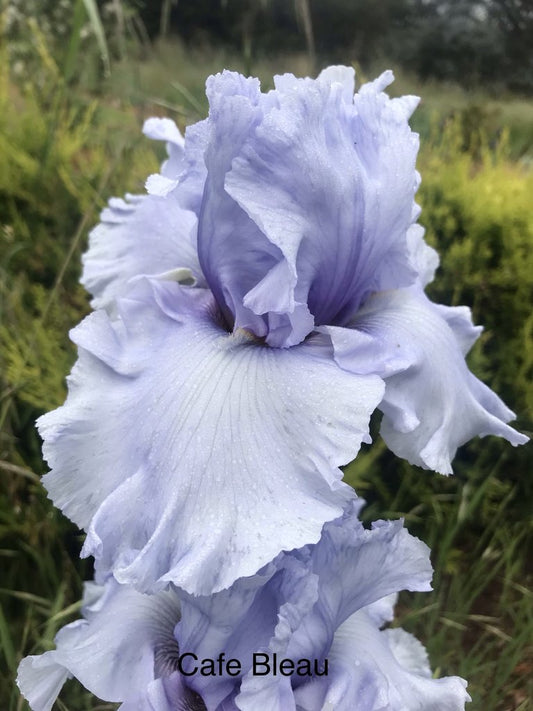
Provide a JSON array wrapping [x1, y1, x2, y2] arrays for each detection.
[[1, 15, 532, 711]]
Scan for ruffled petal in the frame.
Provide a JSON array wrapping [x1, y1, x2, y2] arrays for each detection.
[[177, 555, 317, 710], [39, 277, 384, 595], [143, 117, 185, 179], [294, 610, 470, 711], [298, 513, 432, 657], [225, 69, 420, 344], [182, 69, 421, 346], [406, 223, 439, 288], [176, 504, 432, 710], [16, 655, 70, 711], [17, 579, 184, 709], [328, 287, 528, 474], [195, 70, 283, 337], [81, 193, 202, 310]]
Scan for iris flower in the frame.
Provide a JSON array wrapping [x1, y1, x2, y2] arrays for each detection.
[[39, 67, 526, 597], [17, 504, 470, 711]]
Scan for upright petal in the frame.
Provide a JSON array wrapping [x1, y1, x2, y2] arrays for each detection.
[[143, 117, 186, 179], [81, 193, 202, 310], [39, 277, 384, 595], [196, 70, 284, 337], [225, 70, 420, 344], [176, 505, 433, 711]]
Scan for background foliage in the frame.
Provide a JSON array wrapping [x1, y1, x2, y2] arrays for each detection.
[[1, 3, 532, 710]]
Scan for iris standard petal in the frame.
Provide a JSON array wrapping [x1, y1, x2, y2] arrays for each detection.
[[233, 508, 432, 710], [143, 117, 185, 179], [299, 515, 432, 654], [175, 68, 421, 346], [178, 555, 317, 710], [174, 504, 435, 710], [225, 68, 419, 344], [196, 70, 286, 338], [327, 286, 527, 474], [39, 277, 384, 595], [81, 193, 201, 310]]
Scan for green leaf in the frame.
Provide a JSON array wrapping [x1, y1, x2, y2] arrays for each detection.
[[81, 0, 111, 76]]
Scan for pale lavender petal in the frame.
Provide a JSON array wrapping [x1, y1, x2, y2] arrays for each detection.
[[178, 505, 432, 711], [143, 117, 185, 179], [39, 277, 384, 595], [81, 193, 202, 310], [146, 174, 179, 197], [196, 70, 282, 338], [384, 627, 432, 678], [300, 514, 432, 651], [174, 118, 210, 215], [328, 287, 528, 473], [225, 69, 420, 345], [294, 610, 470, 711], [406, 223, 439, 287], [119, 675, 207, 711], [178, 556, 317, 709], [17, 579, 184, 709], [363, 593, 398, 626], [17, 655, 69, 711]]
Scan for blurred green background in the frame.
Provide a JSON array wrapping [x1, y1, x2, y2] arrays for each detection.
[[1, 1, 532, 709]]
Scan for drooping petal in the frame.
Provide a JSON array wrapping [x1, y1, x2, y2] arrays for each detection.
[[81, 193, 202, 310], [294, 610, 470, 711], [17, 579, 187, 710], [16, 655, 69, 711], [225, 69, 420, 345], [327, 287, 528, 474], [39, 277, 384, 595]]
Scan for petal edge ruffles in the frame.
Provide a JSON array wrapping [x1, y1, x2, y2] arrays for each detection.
[[325, 287, 527, 474], [39, 278, 384, 595]]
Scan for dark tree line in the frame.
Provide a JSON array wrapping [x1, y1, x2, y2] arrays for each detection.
[[137, 0, 533, 93]]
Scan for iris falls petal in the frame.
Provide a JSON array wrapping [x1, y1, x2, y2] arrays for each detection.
[[39, 277, 384, 594], [17, 579, 206, 711], [328, 287, 527, 474]]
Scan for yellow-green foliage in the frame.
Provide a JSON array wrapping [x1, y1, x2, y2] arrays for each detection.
[[0, 49, 159, 474], [418, 118, 533, 421], [1, 47, 532, 708]]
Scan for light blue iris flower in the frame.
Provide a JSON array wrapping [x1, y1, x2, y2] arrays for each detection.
[[17, 504, 470, 711], [38, 67, 526, 597]]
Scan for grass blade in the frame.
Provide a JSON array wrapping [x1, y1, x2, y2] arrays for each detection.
[[81, 0, 111, 76]]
